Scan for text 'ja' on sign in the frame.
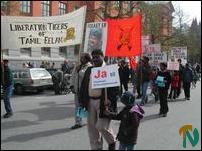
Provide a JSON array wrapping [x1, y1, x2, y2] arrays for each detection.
[[91, 64, 120, 89]]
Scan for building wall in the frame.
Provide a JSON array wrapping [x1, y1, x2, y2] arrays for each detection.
[[2, 1, 174, 69], [32, 1, 41, 16]]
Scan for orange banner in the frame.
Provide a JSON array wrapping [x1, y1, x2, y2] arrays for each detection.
[[105, 14, 142, 57]]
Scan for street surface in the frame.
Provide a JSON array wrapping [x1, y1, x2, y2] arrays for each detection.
[[1, 82, 201, 150]]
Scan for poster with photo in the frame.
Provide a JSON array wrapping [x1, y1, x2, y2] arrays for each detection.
[[83, 22, 107, 54]]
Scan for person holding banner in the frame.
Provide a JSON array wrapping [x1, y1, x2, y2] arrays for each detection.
[[70, 53, 92, 129], [155, 63, 171, 117], [79, 49, 119, 150]]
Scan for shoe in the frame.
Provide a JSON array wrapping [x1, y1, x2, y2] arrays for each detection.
[[108, 142, 116, 150], [136, 95, 141, 99], [71, 124, 82, 129], [162, 113, 167, 117], [3, 112, 13, 118], [140, 102, 145, 106], [187, 98, 190, 100]]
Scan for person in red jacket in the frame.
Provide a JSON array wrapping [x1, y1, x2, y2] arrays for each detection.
[[168, 71, 180, 100]]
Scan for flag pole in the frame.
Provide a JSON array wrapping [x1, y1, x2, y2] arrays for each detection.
[[78, 6, 87, 65]]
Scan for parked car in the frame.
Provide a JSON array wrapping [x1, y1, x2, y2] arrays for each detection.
[[12, 68, 53, 94]]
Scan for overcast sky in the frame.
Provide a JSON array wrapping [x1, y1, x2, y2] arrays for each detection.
[[172, 1, 201, 24]]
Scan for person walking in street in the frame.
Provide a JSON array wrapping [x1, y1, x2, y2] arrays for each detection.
[[176, 59, 184, 98], [150, 67, 159, 102], [168, 71, 180, 100], [182, 63, 193, 100], [52, 68, 64, 95], [79, 49, 119, 150], [61, 60, 71, 74], [1, 59, 14, 118], [70, 53, 92, 129], [140, 56, 151, 106], [155, 63, 171, 117], [104, 91, 144, 150], [51, 62, 55, 69], [40, 61, 46, 68], [136, 59, 143, 99], [118, 60, 130, 95]]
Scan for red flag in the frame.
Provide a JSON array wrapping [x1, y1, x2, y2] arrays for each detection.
[[105, 13, 142, 57]]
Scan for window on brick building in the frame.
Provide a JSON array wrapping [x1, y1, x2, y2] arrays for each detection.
[[41, 47, 51, 57], [114, 1, 120, 7], [2, 49, 9, 57], [74, 6, 79, 10], [1, 1, 8, 13], [20, 1, 31, 14], [41, 1, 50, 16], [20, 48, 31, 57], [59, 2, 67, 15], [59, 47, 67, 58]]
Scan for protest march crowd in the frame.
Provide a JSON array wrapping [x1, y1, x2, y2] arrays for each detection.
[[1, 49, 201, 150], [1, 6, 201, 150]]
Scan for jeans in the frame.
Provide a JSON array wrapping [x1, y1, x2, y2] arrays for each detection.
[[3, 85, 14, 114], [141, 82, 149, 104], [119, 143, 135, 150], [74, 95, 82, 125]]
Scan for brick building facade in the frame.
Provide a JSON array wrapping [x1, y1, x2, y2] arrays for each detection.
[[1, 1, 174, 69]]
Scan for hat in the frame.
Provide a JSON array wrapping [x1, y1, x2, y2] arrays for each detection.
[[120, 91, 135, 106]]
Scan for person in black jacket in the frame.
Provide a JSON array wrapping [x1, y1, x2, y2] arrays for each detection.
[[155, 63, 171, 117], [176, 59, 184, 98], [2, 59, 14, 118], [182, 63, 193, 100], [104, 91, 144, 150], [118, 60, 130, 95], [79, 49, 119, 150]]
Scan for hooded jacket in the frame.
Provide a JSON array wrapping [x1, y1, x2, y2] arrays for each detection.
[[105, 104, 144, 144]]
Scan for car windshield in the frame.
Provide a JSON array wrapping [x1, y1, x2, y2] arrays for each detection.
[[30, 69, 50, 78]]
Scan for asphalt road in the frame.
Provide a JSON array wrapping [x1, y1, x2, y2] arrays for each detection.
[[1, 82, 201, 150]]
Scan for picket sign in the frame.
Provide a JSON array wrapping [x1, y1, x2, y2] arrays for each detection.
[[167, 61, 179, 71], [91, 64, 120, 89]]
